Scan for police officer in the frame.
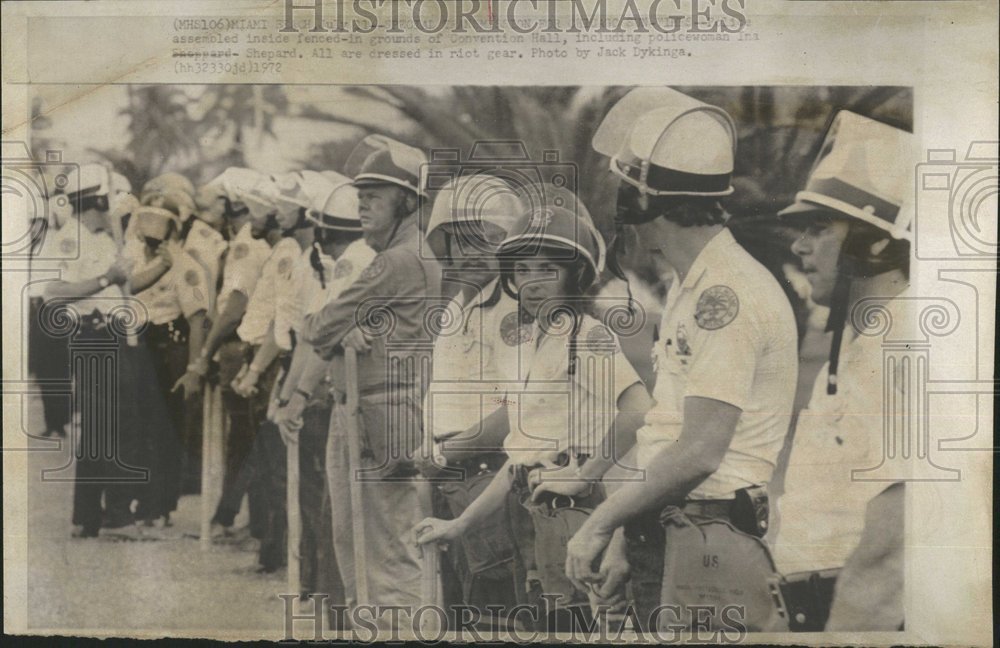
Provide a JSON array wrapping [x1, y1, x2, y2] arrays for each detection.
[[127, 205, 212, 527], [174, 168, 274, 543], [226, 172, 306, 571], [418, 174, 528, 619], [301, 135, 441, 624], [43, 164, 144, 539], [770, 112, 912, 632], [564, 88, 799, 632], [415, 192, 651, 632], [272, 173, 373, 605]]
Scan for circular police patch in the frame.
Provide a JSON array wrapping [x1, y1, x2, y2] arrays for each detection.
[[199, 227, 211, 238], [695, 285, 740, 330], [231, 243, 248, 260], [184, 269, 201, 287], [333, 259, 353, 280], [500, 311, 532, 347], [585, 323, 618, 354], [59, 239, 76, 255], [277, 257, 292, 276], [360, 255, 386, 281]]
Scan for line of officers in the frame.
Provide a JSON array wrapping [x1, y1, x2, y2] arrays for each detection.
[[30, 87, 911, 635]]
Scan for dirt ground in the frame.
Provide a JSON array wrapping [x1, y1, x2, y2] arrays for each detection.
[[20, 396, 294, 641]]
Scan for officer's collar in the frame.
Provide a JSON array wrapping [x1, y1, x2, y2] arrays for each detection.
[[675, 227, 736, 292]]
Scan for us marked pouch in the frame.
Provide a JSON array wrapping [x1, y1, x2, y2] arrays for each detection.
[[658, 504, 785, 632]]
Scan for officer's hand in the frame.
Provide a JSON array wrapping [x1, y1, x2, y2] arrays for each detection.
[[412, 517, 464, 548], [592, 531, 631, 604], [565, 522, 614, 593], [529, 462, 591, 503], [233, 367, 260, 398], [104, 258, 131, 286], [230, 363, 249, 393], [277, 417, 303, 446], [275, 392, 307, 426], [340, 327, 371, 354], [171, 370, 204, 400]]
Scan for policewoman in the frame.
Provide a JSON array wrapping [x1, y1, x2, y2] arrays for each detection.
[[43, 164, 146, 538], [415, 193, 651, 631], [565, 88, 798, 632], [770, 112, 913, 632], [128, 205, 212, 527], [272, 172, 373, 606], [419, 175, 527, 618], [301, 135, 441, 622]]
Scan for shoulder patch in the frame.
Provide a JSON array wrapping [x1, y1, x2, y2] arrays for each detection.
[[277, 257, 292, 276], [500, 311, 532, 347], [199, 227, 212, 238], [695, 285, 740, 330], [359, 255, 387, 281], [333, 259, 353, 280], [584, 323, 618, 354], [59, 238, 76, 255], [184, 269, 201, 287], [231, 243, 248, 260]]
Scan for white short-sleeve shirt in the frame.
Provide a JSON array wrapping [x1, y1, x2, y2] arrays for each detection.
[[217, 223, 271, 317], [132, 240, 211, 325], [771, 297, 909, 575], [237, 237, 299, 345], [45, 219, 127, 316], [423, 281, 532, 443], [636, 228, 798, 499], [504, 312, 643, 467]]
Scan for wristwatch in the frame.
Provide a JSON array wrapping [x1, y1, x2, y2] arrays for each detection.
[[98, 275, 110, 289]]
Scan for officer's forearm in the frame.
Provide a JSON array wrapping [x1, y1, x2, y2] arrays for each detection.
[[129, 259, 170, 292], [454, 459, 515, 534], [186, 311, 207, 365], [579, 382, 649, 484], [45, 277, 109, 302], [251, 328, 281, 374], [283, 343, 330, 400], [199, 292, 248, 361], [583, 396, 740, 534]]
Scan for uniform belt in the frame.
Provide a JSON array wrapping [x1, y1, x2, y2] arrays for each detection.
[[446, 452, 507, 477], [681, 498, 736, 520], [329, 384, 408, 404], [783, 568, 841, 586]]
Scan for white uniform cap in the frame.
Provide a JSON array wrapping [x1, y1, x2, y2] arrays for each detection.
[[779, 111, 914, 241], [593, 87, 737, 196], [203, 167, 265, 205], [65, 163, 111, 198], [311, 172, 362, 231]]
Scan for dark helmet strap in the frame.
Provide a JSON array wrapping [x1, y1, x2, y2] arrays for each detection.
[[824, 245, 857, 395], [310, 241, 326, 289]]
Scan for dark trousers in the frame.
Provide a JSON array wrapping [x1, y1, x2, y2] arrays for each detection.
[[29, 297, 71, 434], [257, 420, 287, 571], [138, 320, 191, 519], [299, 403, 334, 596], [70, 324, 147, 532], [211, 339, 267, 537]]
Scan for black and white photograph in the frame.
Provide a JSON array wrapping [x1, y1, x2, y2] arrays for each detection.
[[2, 1, 995, 645]]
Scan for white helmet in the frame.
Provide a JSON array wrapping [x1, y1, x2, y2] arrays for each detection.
[[310, 172, 362, 231], [425, 174, 524, 260], [593, 87, 737, 197], [779, 110, 914, 241]]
